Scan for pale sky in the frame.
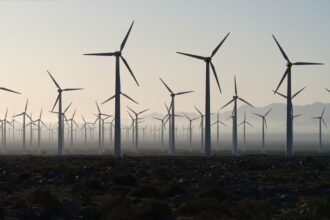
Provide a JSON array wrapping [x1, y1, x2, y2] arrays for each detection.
[[0, 0, 329, 122]]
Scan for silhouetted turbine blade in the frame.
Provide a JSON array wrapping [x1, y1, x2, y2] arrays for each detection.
[[194, 106, 203, 115], [102, 95, 116, 105], [63, 88, 84, 91], [127, 106, 137, 115], [120, 21, 134, 52], [293, 114, 302, 119], [238, 97, 253, 107], [84, 52, 115, 56], [253, 113, 263, 118], [292, 87, 306, 99], [25, 113, 32, 121], [159, 78, 173, 94], [176, 91, 194, 96], [139, 109, 149, 115], [64, 103, 72, 114], [273, 90, 287, 99], [120, 56, 139, 86], [47, 71, 61, 89], [293, 62, 323, 65], [274, 67, 289, 94], [183, 113, 191, 120], [321, 106, 325, 117], [52, 95, 59, 112], [72, 109, 76, 119], [192, 117, 199, 121], [246, 121, 253, 127], [220, 121, 228, 126], [234, 76, 237, 95], [153, 117, 162, 121], [127, 111, 134, 120], [121, 92, 139, 104], [326, 88, 330, 93], [264, 119, 268, 129], [322, 118, 327, 128], [265, 108, 272, 117], [211, 32, 230, 58], [238, 121, 244, 127], [211, 121, 217, 126], [0, 87, 21, 94], [272, 35, 290, 62], [221, 99, 234, 110], [176, 52, 205, 60], [210, 62, 222, 93], [24, 99, 29, 112], [95, 101, 101, 113], [12, 113, 24, 117]]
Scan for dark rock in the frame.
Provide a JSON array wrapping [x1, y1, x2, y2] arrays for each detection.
[[136, 200, 174, 220], [113, 174, 137, 186], [173, 194, 196, 207], [0, 182, 16, 193], [13, 208, 38, 220], [200, 186, 229, 201], [6, 195, 28, 209], [163, 184, 187, 197], [131, 185, 162, 198], [79, 205, 101, 219]]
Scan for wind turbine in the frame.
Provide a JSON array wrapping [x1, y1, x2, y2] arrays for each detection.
[[212, 111, 227, 147], [195, 106, 205, 153], [81, 115, 92, 150], [253, 109, 272, 154], [221, 76, 253, 156], [128, 112, 135, 146], [312, 107, 327, 153], [84, 21, 139, 159], [128, 107, 148, 152], [183, 113, 199, 148], [67, 109, 79, 152], [94, 101, 111, 153], [13, 99, 31, 152], [1, 109, 11, 153], [177, 33, 229, 156], [153, 116, 167, 151], [31, 109, 47, 152], [159, 78, 193, 155], [47, 71, 83, 156], [272, 35, 323, 157], [238, 112, 253, 151]]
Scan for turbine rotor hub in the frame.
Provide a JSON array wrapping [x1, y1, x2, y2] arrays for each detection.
[[115, 51, 121, 56], [233, 96, 238, 99], [287, 62, 292, 67], [205, 57, 211, 62]]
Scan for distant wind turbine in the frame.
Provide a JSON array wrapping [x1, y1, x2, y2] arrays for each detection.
[[221, 76, 253, 156], [272, 35, 323, 157], [177, 33, 229, 156], [312, 107, 327, 153], [183, 113, 199, 148], [13, 99, 31, 152], [128, 107, 148, 152], [238, 112, 253, 151], [159, 78, 193, 155], [48, 71, 83, 156], [253, 109, 272, 154], [212, 111, 227, 147]]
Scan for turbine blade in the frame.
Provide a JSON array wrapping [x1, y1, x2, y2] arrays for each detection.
[[264, 119, 268, 129], [220, 99, 235, 110], [273, 90, 287, 99], [139, 109, 149, 115], [12, 113, 24, 117], [39, 109, 42, 119], [47, 70, 61, 89], [64, 103, 72, 114], [81, 115, 86, 123], [272, 35, 290, 62], [127, 111, 134, 120], [211, 32, 230, 57], [238, 121, 244, 127], [321, 106, 325, 117], [238, 97, 254, 107], [292, 87, 306, 99], [120, 21, 134, 52], [220, 121, 228, 127], [63, 88, 83, 91], [121, 92, 139, 104], [51, 95, 59, 111], [127, 106, 137, 115], [293, 62, 323, 65], [234, 76, 237, 95], [159, 78, 173, 94], [102, 95, 116, 105], [176, 91, 194, 96], [211, 121, 217, 126], [121, 56, 139, 86], [194, 106, 203, 115], [95, 101, 101, 113], [183, 113, 191, 120], [265, 108, 272, 117], [253, 113, 263, 118], [326, 88, 330, 93], [274, 67, 289, 93], [322, 118, 327, 128], [72, 109, 76, 119], [176, 52, 205, 60], [210, 61, 222, 93], [246, 121, 253, 127], [25, 99, 29, 112], [84, 52, 115, 56], [0, 87, 21, 94]]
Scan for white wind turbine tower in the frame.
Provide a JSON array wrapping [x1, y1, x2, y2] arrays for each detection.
[[253, 109, 272, 154], [238, 112, 253, 151]]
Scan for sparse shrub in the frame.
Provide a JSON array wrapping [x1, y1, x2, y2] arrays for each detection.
[[136, 199, 174, 220], [199, 186, 229, 201], [163, 184, 187, 197], [152, 166, 170, 181], [131, 185, 162, 198], [113, 174, 137, 186], [30, 187, 60, 210]]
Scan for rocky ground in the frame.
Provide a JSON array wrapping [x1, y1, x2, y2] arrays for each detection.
[[0, 155, 329, 219]]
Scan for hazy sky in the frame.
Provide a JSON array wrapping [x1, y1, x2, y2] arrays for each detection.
[[0, 0, 329, 122]]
